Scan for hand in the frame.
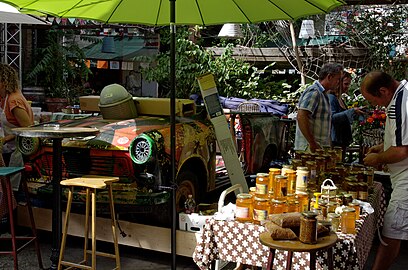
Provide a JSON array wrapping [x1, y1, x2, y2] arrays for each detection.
[[367, 144, 383, 154], [353, 106, 366, 115], [364, 153, 380, 166], [308, 142, 322, 153]]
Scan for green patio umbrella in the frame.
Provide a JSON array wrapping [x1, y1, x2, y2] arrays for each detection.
[[1, 0, 345, 269]]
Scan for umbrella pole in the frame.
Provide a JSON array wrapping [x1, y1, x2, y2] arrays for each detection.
[[170, 1, 177, 270]]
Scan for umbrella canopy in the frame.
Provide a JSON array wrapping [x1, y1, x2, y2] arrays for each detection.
[[2, 0, 345, 25]]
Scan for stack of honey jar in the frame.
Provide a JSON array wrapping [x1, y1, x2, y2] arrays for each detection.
[[234, 146, 375, 234]]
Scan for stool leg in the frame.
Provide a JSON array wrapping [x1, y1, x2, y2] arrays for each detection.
[[286, 251, 293, 270], [21, 177, 43, 269], [266, 249, 275, 270], [83, 187, 91, 266], [108, 184, 120, 269], [4, 176, 18, 270], [58, 187, 74, 270], [310, 252, 316, 270], [327, 247, 334, 269], [91, 189, 96, 270]]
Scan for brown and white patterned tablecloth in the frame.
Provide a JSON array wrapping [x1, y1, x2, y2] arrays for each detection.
[[193, 181, 385, 270]]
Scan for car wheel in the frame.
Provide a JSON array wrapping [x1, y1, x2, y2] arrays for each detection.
[[176, 170, 199, 213]]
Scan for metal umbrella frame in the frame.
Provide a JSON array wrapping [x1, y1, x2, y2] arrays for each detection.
[[0, 0, 346, 269]]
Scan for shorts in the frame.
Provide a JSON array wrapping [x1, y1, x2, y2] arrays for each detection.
[[382, 200, 408, 240]]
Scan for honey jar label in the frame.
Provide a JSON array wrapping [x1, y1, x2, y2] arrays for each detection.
[[253, 209, 267, 221], [256, 183, 268, 195], [235, 206, 250, 218]]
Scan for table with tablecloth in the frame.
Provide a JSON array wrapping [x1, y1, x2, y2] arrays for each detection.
[[193, 181, 386, 270]]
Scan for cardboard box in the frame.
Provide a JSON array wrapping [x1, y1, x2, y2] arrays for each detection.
[[134, 97, 196, 117], [79, 96, 100, 112]]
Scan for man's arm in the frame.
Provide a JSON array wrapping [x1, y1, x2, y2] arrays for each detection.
[[364, 145, 408, 166], [297, 109, 321, 152]]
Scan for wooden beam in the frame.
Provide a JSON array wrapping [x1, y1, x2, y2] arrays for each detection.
[[17, 206, 200, 258]]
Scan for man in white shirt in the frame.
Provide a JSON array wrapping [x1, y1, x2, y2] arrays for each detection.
[[362, 71, 408, 270]]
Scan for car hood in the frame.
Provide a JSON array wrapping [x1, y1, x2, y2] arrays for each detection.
[[49, 115, 177, 150]]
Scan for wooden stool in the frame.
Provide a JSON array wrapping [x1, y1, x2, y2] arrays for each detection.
[[259, 232, 338, 270], [0, 166, 43, 270], [58, 175, 120, 270]]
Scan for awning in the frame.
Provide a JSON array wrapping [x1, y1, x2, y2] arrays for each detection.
[[83, 36, 158, 61]]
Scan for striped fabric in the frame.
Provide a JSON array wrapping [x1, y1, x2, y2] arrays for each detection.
[[294, 81, 332, 150]]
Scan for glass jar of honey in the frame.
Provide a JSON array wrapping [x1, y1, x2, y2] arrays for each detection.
[[255, 173, 269, 198], [341, 207, 356, 234], [286, 169, 297, 195], [333, 146, 343, 163], [299, 211, 318, 244], [358, 182, 368, 201], [296, 191, 309, 212], [235, 193, 253, 223], [268, 168, 281, 195], [281, 164, 293, 176], [273, 175, 288, 200], [327, 213, 340, 232], [315, 157, 326, 173], [348, 201, 361, 220], [291, 159, 303, 170], [270, 199, 286, 214], [253, 197, 269, 224], [305, 161, 317, 190]]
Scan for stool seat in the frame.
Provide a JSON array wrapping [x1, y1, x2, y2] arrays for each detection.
[[0, 166, 43, 270], [58, 175, 120, 270], [60, 175, 119, 189], [259, 232, 337, 270], [0, 167, 25, 176]]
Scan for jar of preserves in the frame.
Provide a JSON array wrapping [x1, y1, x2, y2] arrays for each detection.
[[322, 154, 332, 170], [343, 194, 353, 205], [296, 191, 309, 212], [327, 150, 338, 168], [358, 182, 368, 201], [301, 154, 311, 166], [315, 149, 325, 156], [270, 199, 286, 214], [253, 197, 269, 224], [281, 164, 293, 176], [315, 157, 326, 173], [348, 202, 361, 220], [249, 186, 256, 202], [235, 193, 253, 222], [255, 173, 269, 198], [273, 175, 288, 200], [286, 169, 297, 195], [341, 207, 356, 234], [296, 167, 309, 192], [291, 159, 303, 170], [299, 211, 318, 244], [327, 213, 340, 232], [364, 167, 374, 186], [306, 161, 317, 190], [333, 146, 343, 163], [268, 168, 281, 195]]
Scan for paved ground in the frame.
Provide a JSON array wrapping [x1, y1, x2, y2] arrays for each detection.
[[1, 228, 408, 270]]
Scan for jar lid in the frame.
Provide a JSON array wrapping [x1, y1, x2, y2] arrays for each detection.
[[249, 186, 256, 192], [327, 213, 340, 218], [318, 220, 332, 227], [333, 146, 342, 150], [269, 168, 281, 172], [302, 211, 318, 218], [256, 172, 269, 177], [343, 207, 355, 212], [344, 194, 353, 198], [254, 197, 268, 202], [237, 193, 252, 199], [296, 166, 308, 171], [305, 161, 316, 165], [282, 164, 293, 169], [271, 199, 285, 204], [274, 175, 287, 180]]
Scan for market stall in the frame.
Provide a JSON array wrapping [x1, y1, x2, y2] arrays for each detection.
[[193, 181, 385, 270]]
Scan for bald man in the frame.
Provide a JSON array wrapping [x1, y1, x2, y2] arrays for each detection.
[[361, 71, 408, 270]]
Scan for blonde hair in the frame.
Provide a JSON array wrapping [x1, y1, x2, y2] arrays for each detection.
[[0, 64, 19, 94]]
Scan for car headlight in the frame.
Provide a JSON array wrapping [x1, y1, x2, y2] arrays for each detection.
[[129, 134, 155, 164], [16, 136, 40, 156]]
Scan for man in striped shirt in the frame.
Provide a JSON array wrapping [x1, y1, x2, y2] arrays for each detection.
[[294, 63, 343, 152], [362, 71, 408, 270]]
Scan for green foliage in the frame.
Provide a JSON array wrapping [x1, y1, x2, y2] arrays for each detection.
[[339, 5, 408, 79], [138, 28, 281, 99], [27, 28, 92, 103]]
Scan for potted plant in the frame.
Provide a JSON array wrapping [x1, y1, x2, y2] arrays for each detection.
[[27, 27, 92, 112]]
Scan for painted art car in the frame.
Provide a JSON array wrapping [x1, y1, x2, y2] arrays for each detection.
[[17, 98, 219, 222]]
